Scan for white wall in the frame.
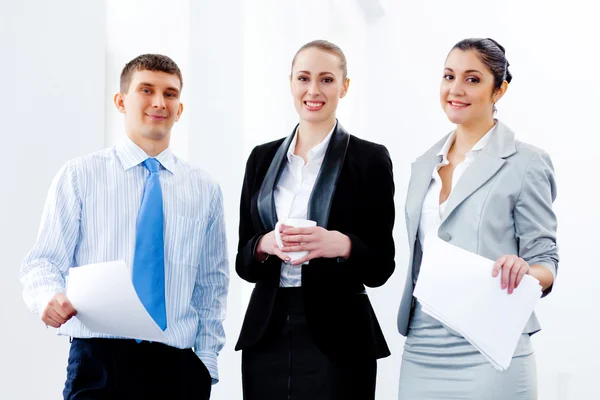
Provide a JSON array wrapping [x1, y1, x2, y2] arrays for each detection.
[[105, 0, 190, 158], [3, 1, 599, 399], [0, 1, 106, 399], [187, 1, 246, 398]]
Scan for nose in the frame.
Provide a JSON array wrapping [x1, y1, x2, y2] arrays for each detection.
[[307, 80, 320, 97], [449, 79, 465, 97], [152, 93, 166, 109]]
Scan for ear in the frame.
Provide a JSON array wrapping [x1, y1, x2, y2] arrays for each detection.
[[175, 102, 184, 122], [340, 78, 350, 98], [492, 80, 509, 103], [114, 92, 126, 114]]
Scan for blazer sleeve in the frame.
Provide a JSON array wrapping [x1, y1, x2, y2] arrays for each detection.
[[514, 150, 559, 297], [235, 147, 279, 283], [342, 144, 396, 288]]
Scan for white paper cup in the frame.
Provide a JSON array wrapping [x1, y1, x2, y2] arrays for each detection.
[[275, 218, 317, 262]]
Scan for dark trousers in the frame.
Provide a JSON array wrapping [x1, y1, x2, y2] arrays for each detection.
[[63, 338, 211, 400], [242, 288, 377, 400]]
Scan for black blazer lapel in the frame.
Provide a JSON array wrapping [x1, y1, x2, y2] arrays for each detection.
[[256, 126, 296, 231], [308, 123, 350, 228]]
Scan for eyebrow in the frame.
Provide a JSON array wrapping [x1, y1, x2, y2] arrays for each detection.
[[296, 71, 335, 76], [137, 82, 180, 94], [444, 67, 483, 75]]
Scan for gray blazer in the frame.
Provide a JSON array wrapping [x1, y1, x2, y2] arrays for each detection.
[[397, 120, 559, 337]]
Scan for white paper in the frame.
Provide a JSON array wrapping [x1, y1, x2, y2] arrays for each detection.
[[66, 261, 167, 342], [413, 235, 542, 371]]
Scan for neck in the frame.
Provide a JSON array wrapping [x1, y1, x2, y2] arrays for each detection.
[[295, 118, 336, 153], [127, 132, 170, 157], [454, 117, 495, 154]]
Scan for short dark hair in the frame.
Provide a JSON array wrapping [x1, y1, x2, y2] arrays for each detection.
[[451, 38, 512, 90], [291, 40, 348, 80], [120, 54, 183, 93]]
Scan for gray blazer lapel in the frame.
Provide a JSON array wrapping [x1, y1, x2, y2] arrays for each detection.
[[405, 135, 447, 242], [307, 123, 350, 228], [257, 126, 296, 231], [441, 121, 517, 223]]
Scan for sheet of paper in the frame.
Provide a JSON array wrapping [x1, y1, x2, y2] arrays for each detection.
[[413, 235, 542, 371], [66, 261, 167, 343]]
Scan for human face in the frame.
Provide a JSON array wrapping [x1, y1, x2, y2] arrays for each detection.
[[290, 48, 349, 126], [440, 49, 505, 126], [114, 69, 183, 144]]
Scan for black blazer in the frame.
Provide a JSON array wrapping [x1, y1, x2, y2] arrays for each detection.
[[234, 123, 395, 361]]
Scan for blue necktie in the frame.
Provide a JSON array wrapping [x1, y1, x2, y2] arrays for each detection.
[[132, 158, 167, 331]]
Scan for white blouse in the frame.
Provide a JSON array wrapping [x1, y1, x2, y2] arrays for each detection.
[[418, 123, 497, 249], [274, 124, 335, 287]]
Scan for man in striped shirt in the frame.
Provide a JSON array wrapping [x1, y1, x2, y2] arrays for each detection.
[[20, 54, 229, 399]]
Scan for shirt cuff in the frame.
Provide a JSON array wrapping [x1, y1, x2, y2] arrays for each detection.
[[195, 350, 219, 384], [35, 290, 60, 316]]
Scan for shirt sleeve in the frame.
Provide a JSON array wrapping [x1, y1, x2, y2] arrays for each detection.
[[20, 161, 82, 314], [514, 150, 559, 297], [193, 183, 230, 384]]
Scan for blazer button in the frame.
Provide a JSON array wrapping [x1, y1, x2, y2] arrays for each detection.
[[440, 232, 452, 242]]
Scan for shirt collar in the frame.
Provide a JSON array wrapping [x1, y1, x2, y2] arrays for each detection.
[[115, 136, 176, 174], [437, 121, 497, 160], [437, 131, 456, 159], [287, 122, 336, 163]]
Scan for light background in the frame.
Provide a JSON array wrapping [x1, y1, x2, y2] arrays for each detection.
[[1, 1, 598, 399]]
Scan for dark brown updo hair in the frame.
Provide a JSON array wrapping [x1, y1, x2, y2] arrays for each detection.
[[451, 38, 512, 90]]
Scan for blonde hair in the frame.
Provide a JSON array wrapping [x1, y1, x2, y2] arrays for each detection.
[[291, 40, 348, 80]]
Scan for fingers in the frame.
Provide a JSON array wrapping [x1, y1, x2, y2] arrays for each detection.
[[280, 240, 301, 248], [42, 314, 62, 328], [281, 241, 319, 253], [281, 227, 316, 236], [280, 233, 310, 244], [268, 233, 290, 259], [279, 224, 291, 233], [515, 265, 528, 290], [494, 256, 529, 295], [280, 230, 317, 252], [492, 255, 506, 277], [508, 262, 521, 294], [272, 247, 291, 263], [49, 308, 68, 325], [501, 257, 515, 290], [53, 294, 77, 319], [42, 308, 65, 328], [55, 295, 77, 319], [281, 244, 301, 252], [291, 252, 317, 266], [42, 294, 77, 328]]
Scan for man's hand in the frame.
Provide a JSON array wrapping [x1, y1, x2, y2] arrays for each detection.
[[42, 293, 77, 328]]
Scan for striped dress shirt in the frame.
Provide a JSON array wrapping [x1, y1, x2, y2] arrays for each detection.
[[20, 137, 229, 384]]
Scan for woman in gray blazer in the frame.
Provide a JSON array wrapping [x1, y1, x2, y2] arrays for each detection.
[[397, 38, 558, 399]]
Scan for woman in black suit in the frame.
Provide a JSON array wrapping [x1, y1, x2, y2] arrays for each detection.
[[235, 40, 395, 400]]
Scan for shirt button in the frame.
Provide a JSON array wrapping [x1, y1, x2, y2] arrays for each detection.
[[440, 232, 452, 242]]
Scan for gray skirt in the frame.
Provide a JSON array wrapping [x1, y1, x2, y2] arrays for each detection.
[[398, 301, 538, 399]]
